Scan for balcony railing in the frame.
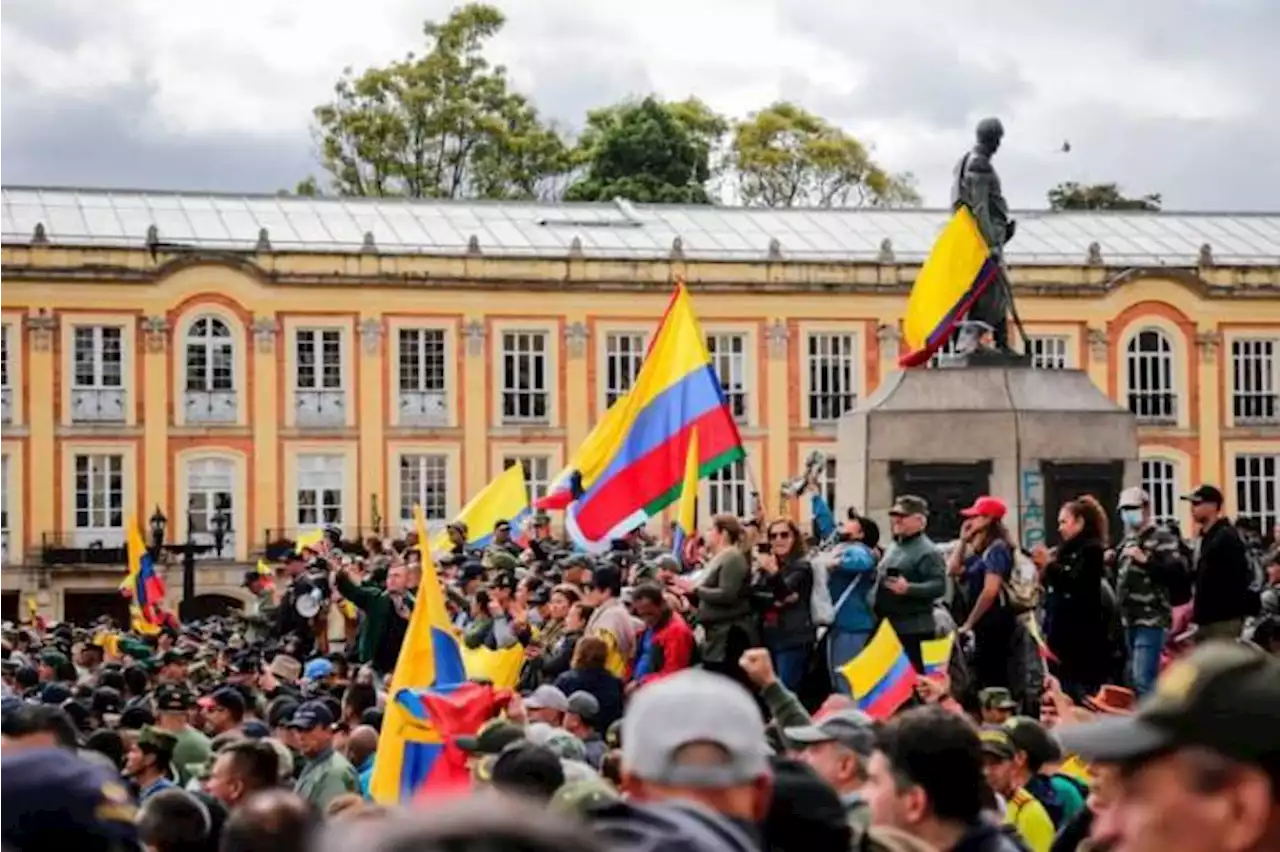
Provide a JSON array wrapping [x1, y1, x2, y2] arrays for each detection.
[[41, 532, 128, 567], [260, 527, 385, 561], [295, 389, 346, 427], [398, 390, 448, 426], [183, 390, 238, 424], [70, 388, 127, 423]]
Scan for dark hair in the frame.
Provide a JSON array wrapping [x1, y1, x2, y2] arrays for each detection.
[[84, 728, 127, 770], [571, 603, 595, 625], [874, 707, 985, 824], [343, 683, 377, 720], [550, 585, 581, 605], [630, 584, 667, 608], [1063, 495, 1109, 544], [588, 564, 623, 598], [220, 741, 281, 794], [123, 665, 150, 698], [711, 514, 744, 546], [137, 789, 210, 852], [0, 704, 78, 749], [762, 757, 851, 852], [857, 516, 881, 551]]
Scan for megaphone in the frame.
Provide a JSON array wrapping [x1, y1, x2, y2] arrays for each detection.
[[295, 587, 324, 619]]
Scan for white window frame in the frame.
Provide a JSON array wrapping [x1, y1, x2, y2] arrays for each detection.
[[500, 331, 551, 424], [70, 325, 126, 422], [397, 328, 448, 426], [706, 333, 748, 423], [296, 454, 344, 528], [1140, 458, 1178, 525], [185, 457, 236, 559], [821, 456, 838, 515], [183, 316, 237, 423], [1234, 453, 1279, 534], [295, 328, 345, 426], [1026, 335, 1070, 370], [706, 458, 750, 518], [1, 455, 9, 566], [503, 455, 551, 505], [603, 332, 647, 410], [1, 324, 11, 424], [1125, 328, 1178, 424], [73, 453, 125, 543], [1230, 338, 1278, 426], [807, 333, 858, 423], [399, 453, 449, 524]]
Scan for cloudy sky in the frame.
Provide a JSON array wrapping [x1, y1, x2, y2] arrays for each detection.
[[3, 0, 1277, 210]]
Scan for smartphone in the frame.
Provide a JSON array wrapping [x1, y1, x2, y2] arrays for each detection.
[[884, 567, 902, 578], [755, 542, 770, 555]]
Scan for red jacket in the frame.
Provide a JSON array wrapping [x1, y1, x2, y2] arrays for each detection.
[[634, 611, 696, 686]]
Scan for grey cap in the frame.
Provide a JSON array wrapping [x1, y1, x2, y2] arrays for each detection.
[[524, 685, 569, 713], [889, 495, 929, 517], [567, 690, 600, 720], [1118, 487, 1150, 509], [622, 669, 770, 788], [782, 709, 877, 758]]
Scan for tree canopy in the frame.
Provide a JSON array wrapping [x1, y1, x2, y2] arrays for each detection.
[[1047, 181, 1162, 212]]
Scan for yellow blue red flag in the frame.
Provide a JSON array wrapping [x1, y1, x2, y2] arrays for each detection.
[[839, 620, 919, 719], [671, 429, 700, 557], [538, 282, 745, 550], [429, 463, 530, 554], [920, 633, 955, 677], [898, 206, 996, 367], [121, 517, 169, 635]]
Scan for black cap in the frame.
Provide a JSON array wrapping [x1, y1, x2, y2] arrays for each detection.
[[459, 560, 485, 582], [200, 687, 246, 716], [1180, 484, 1225, 506], [1057, 642, 1280, 766], [489, 573, 517, 593], [154, 683, 193, 712], [90, 687, 123, 717], [283, 700, 334, 731], [489, 743, 565, 802], [40, 682, 73, 706], [588, 563, 622, 592], [457, 719, 525, 755]]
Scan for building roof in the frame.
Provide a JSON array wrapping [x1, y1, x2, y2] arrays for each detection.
[[3, 186, 1278, 267]]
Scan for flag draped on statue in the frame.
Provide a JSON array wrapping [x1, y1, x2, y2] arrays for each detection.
[[369, 505, 509, 803], [671, 430, 700, 557], [839, 620, 919, 720], [120, 518, 171, 635], [898, 206, 998, 367], [536, 282, 745, 551], [429, 463, 531, 554]]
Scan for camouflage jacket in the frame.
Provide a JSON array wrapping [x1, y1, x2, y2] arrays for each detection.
[[1115, 524, 1185, 629]]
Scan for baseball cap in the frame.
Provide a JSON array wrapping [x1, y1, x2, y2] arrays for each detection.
[[489, 572, 517, 592], [1, 747, 138, 852], [40, 682, 73, 706], [283, 700, 335, 731], [541, 729, 587, 763], [489, 743, 565, 802], [1057, 642, 1280, 766], [524, 684, 569, 713], [889, 495, 929, 517], [622, 669, 769, 788], [1181, 484, 1225, 506], [782, 709, 876, 758], [959, 496, 1008, 520], [978, 726, 1016, 761], [154, 683, 193, 712], [978, 687, 1018, 711], [303, 658, 335, 681], [459, 560, 486, 582], [1117, 487, 1150, 509], [549, 776, 621, 816], [566, 691, 600, 721], [198, 687, 246, 716], [457, 719, 526, 755], [137, 725, 179, 756]]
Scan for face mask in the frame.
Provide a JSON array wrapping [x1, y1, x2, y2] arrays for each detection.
[[1121, 508, 1144, 528]]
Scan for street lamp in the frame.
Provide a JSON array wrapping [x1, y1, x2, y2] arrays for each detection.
[[211, 496, 230, 559], [149, 507, 167, 561]]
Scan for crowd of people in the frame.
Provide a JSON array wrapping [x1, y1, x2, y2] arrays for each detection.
[[2, 473, 1279, 852]]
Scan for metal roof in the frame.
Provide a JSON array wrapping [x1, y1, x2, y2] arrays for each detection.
[[3, 186, 1278, 267]]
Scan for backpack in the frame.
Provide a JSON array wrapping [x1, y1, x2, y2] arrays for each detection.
[[1001, 546, 1042, 615], [809, 558, 835, 627], [1153, 526, 1195, 607]]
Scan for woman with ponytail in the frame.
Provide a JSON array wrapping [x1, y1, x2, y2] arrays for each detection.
[[1040, 495, 1112, 702]]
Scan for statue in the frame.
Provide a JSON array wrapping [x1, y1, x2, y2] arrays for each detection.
[[952, 117, 1019, 356]]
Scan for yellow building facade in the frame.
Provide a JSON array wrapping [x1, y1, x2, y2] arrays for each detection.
[[1, 188, 1277, 620]]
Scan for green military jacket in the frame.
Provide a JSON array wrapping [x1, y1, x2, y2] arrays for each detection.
[[294, 747, 358, 811]]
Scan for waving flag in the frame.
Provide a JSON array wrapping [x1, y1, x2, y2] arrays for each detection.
[[898, 206, 997, 367], [370, 505, 494, 802], [429, 464, 530, 554], [121, 518, 169, 635], [671, 430, 700, 557], [460, 645, 526, 690], [839, 620, 919, 720], [540, 283, 745, 550], [920, 633, 955, 677]]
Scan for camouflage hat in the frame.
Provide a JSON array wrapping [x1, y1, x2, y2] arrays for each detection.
[[484, 551, 519, 573], [541, 729, 587, 763], [978, 687, 1017, 711], [137, 725, 178, 755], [457, 718, 525, 755], [605, 718, 623, 750], [889, 495, 929, 517], [978, 726, 1016, 761], [549, 776, 621, 816]]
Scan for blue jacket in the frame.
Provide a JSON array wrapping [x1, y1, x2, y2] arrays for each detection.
[[812, 495, 878, 633]]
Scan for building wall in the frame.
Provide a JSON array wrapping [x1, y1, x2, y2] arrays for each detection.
[[1, 245, 1277, 619]]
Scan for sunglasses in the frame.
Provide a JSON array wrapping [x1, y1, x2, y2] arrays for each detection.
[[768, 530, 793, 540]]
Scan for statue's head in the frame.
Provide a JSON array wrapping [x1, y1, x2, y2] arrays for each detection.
[[976, 117, 1004, 153]]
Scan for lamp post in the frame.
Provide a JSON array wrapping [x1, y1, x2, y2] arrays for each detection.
[[211, 496, 230, 559], [149, 506, 167, 562], [148, 502, 219, 620]]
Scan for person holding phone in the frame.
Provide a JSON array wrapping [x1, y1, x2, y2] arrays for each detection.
[[873, 496, 947, 671], [755, 518, 815, 691]]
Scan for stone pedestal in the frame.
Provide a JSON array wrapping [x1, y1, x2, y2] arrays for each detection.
[[837, 366, 1138, 547]]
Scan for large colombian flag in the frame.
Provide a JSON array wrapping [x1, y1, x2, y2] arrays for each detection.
[[898, 205, 998, 367], [120, 518, 170, 635], [537, 282, 745, 551], [428, 463, 530, 555], [839, 620, 919, 720]]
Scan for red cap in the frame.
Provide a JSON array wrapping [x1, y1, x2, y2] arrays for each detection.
[[960, 496, 1007, 520]]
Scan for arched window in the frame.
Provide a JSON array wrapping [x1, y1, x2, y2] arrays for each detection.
[[184, 316, 237, 423], [1140, 458, 1178, 524], [1126, 329, 1177, 423], [185, 456, 236, 559]]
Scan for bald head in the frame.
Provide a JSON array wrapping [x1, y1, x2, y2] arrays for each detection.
[[346, 725, 379, 768]]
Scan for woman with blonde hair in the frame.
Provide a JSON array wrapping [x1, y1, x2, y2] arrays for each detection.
[[694, 514, 760, 692]]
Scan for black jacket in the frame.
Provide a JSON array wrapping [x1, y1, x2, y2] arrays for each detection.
[[759, 555, 816, 650], [1193, 518, 1257, 624]]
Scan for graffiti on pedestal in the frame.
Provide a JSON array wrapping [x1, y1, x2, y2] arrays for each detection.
[[1020, 466, 1045, 549]]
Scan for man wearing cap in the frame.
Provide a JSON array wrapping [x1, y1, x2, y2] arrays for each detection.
[[153, 684, 211, 785], [783, 710, 878, 844], [522, 684, 570, 725], [458, 718, 527, 775], [979, 726, 1054, 852], [286, 699, 358, 810], [1003, 716, 1085, 830], [563, 691, 606, 768], [620, 669, 773, 831], [1058, 642, 1280, 852], [977, 687, 1018, 725], [2, 747, 140, 852], [242, 570, 279, 644], [1183, 484, 1257, 642], [488, 519, 523, 558], [1115, 485, 1189, 695], [875, 495, 947, 669], [124, 725, 179, 802], [465, 573, 521, 650]]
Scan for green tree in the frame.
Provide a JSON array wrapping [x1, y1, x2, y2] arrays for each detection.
[[731, 102, 919, 208], [1047, 181, 1162, 212], [565, 97, 717, 204], [310, 3, 569, 199]]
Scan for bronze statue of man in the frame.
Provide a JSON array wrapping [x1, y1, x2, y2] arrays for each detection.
[[952, 117, 1018, 355]]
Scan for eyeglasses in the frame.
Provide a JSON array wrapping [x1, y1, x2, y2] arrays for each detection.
[[769, 530, 792, 540]]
